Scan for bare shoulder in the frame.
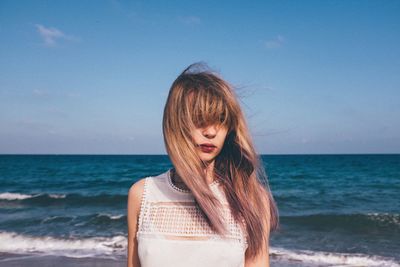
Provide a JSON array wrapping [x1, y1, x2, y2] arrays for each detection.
[[127, 178, 147, 231], [127, 178, 147, 267], [128, 178, 147, 209], [129, 178, 146, 195]]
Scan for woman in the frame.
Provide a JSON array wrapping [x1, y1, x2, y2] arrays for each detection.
[[127, 63, 279, 267]]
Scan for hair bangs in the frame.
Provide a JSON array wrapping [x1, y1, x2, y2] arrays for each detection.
[[185, 87, 233, 130]]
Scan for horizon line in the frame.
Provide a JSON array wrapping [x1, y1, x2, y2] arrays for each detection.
[[0, 153, 399, 156]]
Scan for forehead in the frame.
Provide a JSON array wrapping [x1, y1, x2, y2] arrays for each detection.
[[185, 87, 224, 105], [184, 92, 231, 128]]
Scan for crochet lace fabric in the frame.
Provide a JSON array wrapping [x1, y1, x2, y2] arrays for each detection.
[[136, 171, 248, 249]]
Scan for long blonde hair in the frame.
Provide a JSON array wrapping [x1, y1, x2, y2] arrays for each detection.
[[162, 62, 279, 259]]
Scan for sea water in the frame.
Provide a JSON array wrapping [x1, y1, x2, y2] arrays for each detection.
[[0, 154, 399, 266]]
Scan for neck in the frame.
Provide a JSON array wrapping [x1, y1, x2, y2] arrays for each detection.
[[172, 160, 216, 187], [203, 160, 215, 184]]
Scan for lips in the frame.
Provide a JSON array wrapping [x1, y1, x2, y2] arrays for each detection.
[[199, 143, 216, 148], [197, 143, 217, 153]]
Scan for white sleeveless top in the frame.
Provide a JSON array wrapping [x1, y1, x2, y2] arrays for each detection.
[[136, 168, 248, 267]]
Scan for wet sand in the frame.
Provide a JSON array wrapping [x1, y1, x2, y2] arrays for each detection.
[[0, 253, 313, 267]]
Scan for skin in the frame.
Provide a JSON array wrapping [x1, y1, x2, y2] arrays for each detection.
[[190, 123, 229, 184], [127, 124, 269, 267], [169, 123, 228, 190], [191, 124, 228, 162]]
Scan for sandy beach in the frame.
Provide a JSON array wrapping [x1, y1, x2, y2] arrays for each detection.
[[0, 254, 126, 267], [0, 252, 328, 267]]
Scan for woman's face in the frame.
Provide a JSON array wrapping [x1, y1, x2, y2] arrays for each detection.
[[191, 123, 228, 163]]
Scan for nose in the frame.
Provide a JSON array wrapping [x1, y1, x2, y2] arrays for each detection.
[[202, 125, 217, 139]]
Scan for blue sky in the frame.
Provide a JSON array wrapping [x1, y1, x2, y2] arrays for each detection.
[[0, 0, 399, 154]]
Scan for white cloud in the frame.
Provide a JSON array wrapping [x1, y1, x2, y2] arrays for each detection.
[[14, 119, 54, 132], [32, 89, 81, 99], [178, 16, 201, 25], [66, 92, 81, 98], [265, 35, 285, 49], [35, 24, 79, 47], [33, 89, 47, 96], [301, 137, 309, 144]]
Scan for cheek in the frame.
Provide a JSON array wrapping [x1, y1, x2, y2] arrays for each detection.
[[190, 130, 202, 144], [219, 133, 228, 146]]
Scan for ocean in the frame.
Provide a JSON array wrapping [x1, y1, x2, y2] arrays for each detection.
[[0, 154, 399, 266]]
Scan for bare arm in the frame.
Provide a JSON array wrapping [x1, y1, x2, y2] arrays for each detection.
[[127, 178, 146, 267], [245, 188, 271, 267], [244, 240, 270, 267]]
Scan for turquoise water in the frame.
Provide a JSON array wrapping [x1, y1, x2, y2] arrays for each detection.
[[0, 154, 399, 266]]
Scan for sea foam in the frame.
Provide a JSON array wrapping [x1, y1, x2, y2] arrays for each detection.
[[0, 192, 66, 200], [270, 246, 400, 267], [0, 232, 126, 258], [0, 231, 398, 266], [0, 192, 34, 200]]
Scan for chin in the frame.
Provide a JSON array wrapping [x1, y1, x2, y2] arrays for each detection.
[[199, 154, 215, 161], [199, 155, 216, 162]]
